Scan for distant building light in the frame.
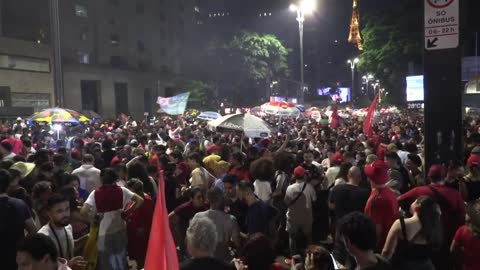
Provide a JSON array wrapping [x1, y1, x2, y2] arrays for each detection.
[[264, 12, 267, 16], [209, 13, 211, 17], [334, 40, 338, 43], [36, 40, 41, 44], [222, 13, 224, 16], [213, 13, 216, 17], [194, 6, 200, 12], [269, 13, 272, 16]]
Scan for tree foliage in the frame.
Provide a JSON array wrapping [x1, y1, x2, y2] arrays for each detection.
[[209, 31, 290, 106], [175, 80, 213, 109], [358, 0, 422, 104]]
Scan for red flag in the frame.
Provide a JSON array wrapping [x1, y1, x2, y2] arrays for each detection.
[[144, 171, 179, 270], [363, 94, 379, 137], [330, 106, 340, 129]]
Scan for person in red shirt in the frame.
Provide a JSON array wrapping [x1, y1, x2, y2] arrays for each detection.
[[124, 179, 154, 269], [451, 200, 480, 270], [229, 152, 251, 181], [363, 159, 398, 252], [399, 164, 465, 270]]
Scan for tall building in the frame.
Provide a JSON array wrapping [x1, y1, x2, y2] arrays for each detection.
[[0, 0, 53, 117], [0, 0, 191, 119]]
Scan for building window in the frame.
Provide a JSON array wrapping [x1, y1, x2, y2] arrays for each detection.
[[0, 54, 50, 72], [137, 41, 145, 53], [136, 3, 145, 14], [110, 34, 120, 47], [77, 51, 90, 64], [159, 13, 166, 22], [75, 4, 88, 17]]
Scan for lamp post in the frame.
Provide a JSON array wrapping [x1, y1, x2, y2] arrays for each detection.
[[290, 0, 315, 104], [362, 74, 374, 98], [347, 58, 359, 103]]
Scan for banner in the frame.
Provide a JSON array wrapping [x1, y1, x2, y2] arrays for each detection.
[[157, 92, 190, 115], [363, 94, 379, 137], [144, 170, 179, 270]]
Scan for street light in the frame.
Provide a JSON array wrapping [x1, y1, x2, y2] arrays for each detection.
[[362, 74, 374, 97], [290, 0, 316, 104], [347, 57, 359, 103]]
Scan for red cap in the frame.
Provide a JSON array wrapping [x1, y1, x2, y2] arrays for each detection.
[[428, 164, 446, 180], [207, 145, 222, 155], [293, 166, 305, 177], [364, 160, 388, 185], [467, 154, 480, 168], [332, 152, 343, 163]]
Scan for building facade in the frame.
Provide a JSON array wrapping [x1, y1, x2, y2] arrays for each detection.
[[0, 0, 192, 119]]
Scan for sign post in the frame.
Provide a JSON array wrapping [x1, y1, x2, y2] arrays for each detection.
[[423, 0, 463, 171]]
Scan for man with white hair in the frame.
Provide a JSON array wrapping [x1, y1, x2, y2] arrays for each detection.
[[180, 217, 236, 270]]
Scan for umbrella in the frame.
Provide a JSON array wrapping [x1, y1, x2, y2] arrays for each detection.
[[208, 113, 271, 138], [261, 101, 300, 117], [197, 111, 222, 121], [28, 108, 90, 125]]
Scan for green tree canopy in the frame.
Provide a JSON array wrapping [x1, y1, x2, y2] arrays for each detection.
[[175, 79, 213, 109], [210, 31, 290, 106], [358, 0, 422, 104]]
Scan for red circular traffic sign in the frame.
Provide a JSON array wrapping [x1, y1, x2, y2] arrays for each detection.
[[427, 0, 454, 8]]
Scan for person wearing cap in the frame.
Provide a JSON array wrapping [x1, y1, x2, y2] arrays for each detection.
[[285, 166, 317, 255], [399, 164, 465, 270], [8, 162, 35, 202], [450, 199, 480, 270], [459, 154, 480, 202], [363, 160, 398, 253]]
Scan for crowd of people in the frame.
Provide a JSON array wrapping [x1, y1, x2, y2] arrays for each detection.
[[0, 111, 480, 270]]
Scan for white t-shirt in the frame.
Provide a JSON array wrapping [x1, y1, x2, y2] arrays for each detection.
[[254, 180, 272, 202], [325, 166, 340, 190], [84, 186, 134, 237], [285, 182, 317, 209], [72, 164, 101, 193], [38, 224, 74, 260]]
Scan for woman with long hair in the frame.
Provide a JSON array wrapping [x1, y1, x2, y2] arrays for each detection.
[[382, 196, 442, 270]]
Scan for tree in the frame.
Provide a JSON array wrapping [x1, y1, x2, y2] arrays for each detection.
[[358, 0, 422, 104], [174, 80, 214, 109], [211, 31, 290, 106]]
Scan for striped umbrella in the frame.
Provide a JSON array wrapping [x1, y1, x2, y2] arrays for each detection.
[[28, 108, 90, 125]]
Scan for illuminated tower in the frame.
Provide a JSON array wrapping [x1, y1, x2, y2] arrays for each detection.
[[348, 0, 363, 50]]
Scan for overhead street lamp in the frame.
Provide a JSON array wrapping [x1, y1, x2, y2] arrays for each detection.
[[362, 74, 374, 97], [290, 0, 315, 104], [347, 58, 359, 103]]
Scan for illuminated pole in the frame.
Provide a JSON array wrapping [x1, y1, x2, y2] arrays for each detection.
[[347, 58, 359, 103], [290, 1, 315, 104]]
